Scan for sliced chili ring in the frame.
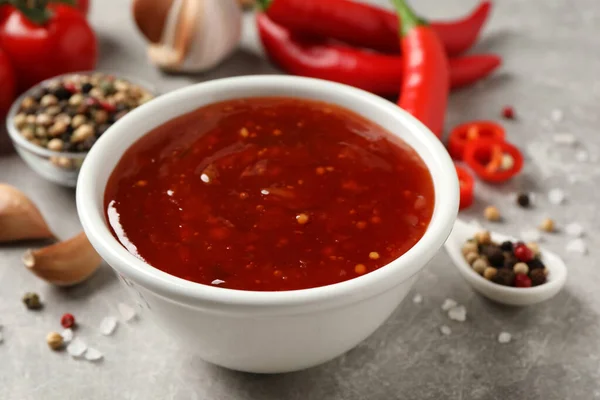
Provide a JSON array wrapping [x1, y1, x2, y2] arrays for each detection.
[[447, 121, 505, 160], [455, 164, 475, 210], [464, 138, 524, 183]]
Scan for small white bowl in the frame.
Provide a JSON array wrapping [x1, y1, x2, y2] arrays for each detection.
[[6, 71, 156, 187], [76, 75, 459, 373], [445, 219, 567, 306]]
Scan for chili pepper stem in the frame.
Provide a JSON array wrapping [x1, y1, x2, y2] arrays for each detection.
[[5, 0, 75, 25], [256, 0, 272, 10], [390, 0, 425, 36]]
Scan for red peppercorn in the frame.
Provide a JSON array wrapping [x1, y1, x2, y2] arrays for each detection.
[[85, 97, 99, 107], [64, 82, 78, 93], [100, 100, 116, 112], [502, 106, 515, 120], [514, 273, 532, 288], [514, 243, 534, 262], [60, 313, 76, 329]]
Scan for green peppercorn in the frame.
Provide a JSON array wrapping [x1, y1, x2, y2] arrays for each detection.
[[23, 292, 42, 310]]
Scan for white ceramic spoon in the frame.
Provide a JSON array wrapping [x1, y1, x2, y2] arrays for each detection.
[[445, 219, 568, 306]]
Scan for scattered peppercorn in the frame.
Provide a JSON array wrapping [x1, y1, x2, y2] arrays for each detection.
[[60, 313, 76, 329], [472, 258, 488, 275], [502, 105, 515, 120], [46, 332, 64, 350], [500, 241, 513, 252], [539, 218, 555, 232], [481, 245, 505, 267], [513, 262, 529, 275], [527, 258, 545, 270], [503, 253, 519, 270], [516, 192, 531, 208], [492, 269, 516, 286], [514, 273, 532, 288], [529, 268, 547, 286], [514, 243, 534, 262], [22, 292, 42, 310], [474, 231, 492, 245], [13, 73, 153, 156], [483, 266, 498, 280], [484, 206, 501, 222]]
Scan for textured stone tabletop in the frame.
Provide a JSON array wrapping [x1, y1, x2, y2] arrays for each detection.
[[1, 0, 599, 399]]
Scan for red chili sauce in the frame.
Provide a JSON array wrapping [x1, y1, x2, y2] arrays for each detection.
[[104, 97, 434, 291]]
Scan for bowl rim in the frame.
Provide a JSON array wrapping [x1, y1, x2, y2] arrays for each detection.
[[6, 70, 158, 160], [76, 75, 459, 310]]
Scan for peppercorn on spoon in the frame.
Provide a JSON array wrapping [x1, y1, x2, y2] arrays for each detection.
[[444, 218, 567, 306]]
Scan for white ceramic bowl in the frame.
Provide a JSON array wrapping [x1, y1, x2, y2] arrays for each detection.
[[76, 76, 459, 373], [445, 219, 567, 306], [6, 71, 155, 187]]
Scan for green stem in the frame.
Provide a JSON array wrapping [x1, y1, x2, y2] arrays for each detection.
[[389, 0, 425, 37], [256, 0, 272, 11], [5, 0, 74, 25]]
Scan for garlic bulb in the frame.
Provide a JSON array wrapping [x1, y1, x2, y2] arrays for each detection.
[[132, 0, 242, 73]]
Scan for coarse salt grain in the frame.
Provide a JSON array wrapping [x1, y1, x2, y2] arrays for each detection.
[[211, 279, 225, 285], [552, 133, 576, 146], [440, 325, 452, 336], [118, 303, 136, 322], [548, 188, 566, 205], [99, 316, 118, 336], [566, 238, 587, 255], [566, 223, 584, 237], [66, 338, 87, 358], [61, 328, 73, 343], [498, 332, 512, 344], [521, 229, 542, 243], [448, 305, 467, 322], [551, 109, 564, 123], [412, 294, 423, 304], [85, 348, 104, 362], [441, 298, 457, 311]]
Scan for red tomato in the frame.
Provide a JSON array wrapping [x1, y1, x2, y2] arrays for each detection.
[[76, 0, 90, 16], [0, 5, 97, 92], [0, 47, 15, 118]]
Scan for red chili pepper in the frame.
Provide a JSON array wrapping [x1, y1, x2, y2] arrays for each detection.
[[259, 0, 491, 57], [448, 121, 505, 160], [455, 164, 475, 210], [257, 14, 501, 96], [393, 0, 449, 139], [61, 313, 76, 329], [463, 138, 524, 183]]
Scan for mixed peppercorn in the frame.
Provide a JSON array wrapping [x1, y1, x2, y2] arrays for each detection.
[[13, 72, 153, 165], [462, 231, 548, 288]]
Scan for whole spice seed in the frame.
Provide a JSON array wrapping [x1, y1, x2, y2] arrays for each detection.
[[516, 192, 531, 208], [529, 268, 547, 286], [465, 251, 479, 265], [462, 241, 478, 256], [492, 269, 515, 286], [484, 205, 501, 222], [475, 231, 492, 245], [481, 245, 504, 267], [61, 313, 76, 329], [513, 262, 529, 275], [46, 332, 64, 350], [539, 218, 555, 232], [502, 105, 515, 120], [22, 292, 42, 310], [472, 258, 488, 275], [483, 266, 498, 280], [515, 273, 532, 288]]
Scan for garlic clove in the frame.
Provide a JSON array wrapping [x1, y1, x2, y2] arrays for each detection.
[[0, 184, 54, 243], [134, 0, 242, 73], [23, 232, 103, 287], [132, 0, 175, 44]]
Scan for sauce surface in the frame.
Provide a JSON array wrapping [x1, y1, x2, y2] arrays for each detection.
[[105, 97, 434, 291]]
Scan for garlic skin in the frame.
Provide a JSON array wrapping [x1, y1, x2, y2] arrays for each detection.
[[133, 0, 242, 73], [0, 184, 54, 243], [23, 232, 102, 286]]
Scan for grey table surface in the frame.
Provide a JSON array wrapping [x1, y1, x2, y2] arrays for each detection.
[[1, 0, 600, 399]]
